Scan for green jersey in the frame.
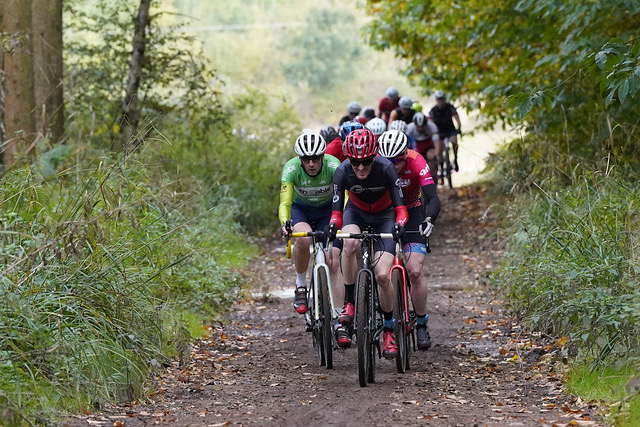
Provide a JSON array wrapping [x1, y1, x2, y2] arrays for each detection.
[[278, 154, 340, 224]]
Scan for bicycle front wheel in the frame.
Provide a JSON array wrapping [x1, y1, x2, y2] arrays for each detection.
[[308, 279, 325, 367], [318, 267, 333, 370], [392, 269, 408, 373], [356, 271, 374, 387]]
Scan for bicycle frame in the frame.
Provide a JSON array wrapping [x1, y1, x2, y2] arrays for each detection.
[[289, 230, 337, 367]]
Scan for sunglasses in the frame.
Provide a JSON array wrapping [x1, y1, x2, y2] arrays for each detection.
[[350, 157, 375, 167], [301, 155, 323, 163], [389, 156, 405, 164]]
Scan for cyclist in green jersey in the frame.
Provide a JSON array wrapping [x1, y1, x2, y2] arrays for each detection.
[[279, 132, 344, 315]]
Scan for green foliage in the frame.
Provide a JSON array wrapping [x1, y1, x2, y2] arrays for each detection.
[[565, 365, 640, 426], [65, 0, 226, 149], [494, 165, 640, 367], [0, 142, 256, 423], [585, 38, 640, 105], [278, 8, 362, 91], [362, 0, 640, 129]]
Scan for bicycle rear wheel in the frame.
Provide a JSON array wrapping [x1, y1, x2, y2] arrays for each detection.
[[318, 268, 333, 369], [356, 272, 374, 387], [392, 269, 408, 373]]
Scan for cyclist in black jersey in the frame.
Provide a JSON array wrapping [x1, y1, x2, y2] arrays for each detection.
[[327, 129, 408, 358], [429, 90, 462, 172]]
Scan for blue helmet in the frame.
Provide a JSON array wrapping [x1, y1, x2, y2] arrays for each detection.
[[339, 120, 364, 140]]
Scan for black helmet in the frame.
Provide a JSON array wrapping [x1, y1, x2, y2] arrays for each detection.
[[320, 125, 338, 142]]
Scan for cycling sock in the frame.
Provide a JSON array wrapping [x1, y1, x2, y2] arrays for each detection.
[[295, 273, 307, 288], [416, 314, 429, 326], [383, 311, 394, 330], [344, 283, 355, 304]]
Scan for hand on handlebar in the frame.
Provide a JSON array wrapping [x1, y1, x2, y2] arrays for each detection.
[[280, 220, 292, 240], [392, 223, 405, 241], [419, 217, 434, 237], [327, 222, 337, 242]]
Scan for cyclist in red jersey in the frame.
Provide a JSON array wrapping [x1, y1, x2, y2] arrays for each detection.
[[378, 86, 400, 124], [378, 130, 440, 350], [327, 129, 408, 358], [324, 120, 364, 163]]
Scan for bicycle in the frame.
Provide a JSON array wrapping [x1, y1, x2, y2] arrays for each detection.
[[335, 227, 398, 387], [286, 228, 337, 369], [439, 133, 454, 189], [391, 232, 430, 373]]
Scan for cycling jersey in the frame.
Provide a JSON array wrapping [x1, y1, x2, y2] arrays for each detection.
[[325, 136, 346, 162], [392, 107, 416, 124], [278, 154, 341, 224], [378, 97, 399, 124], [406, 122, 440, 156], [428, 102, 459, 134], [395, 150, 440, 220], [329, 156, 408, 229]]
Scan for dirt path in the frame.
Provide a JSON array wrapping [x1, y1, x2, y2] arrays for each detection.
[[65, 185, 603, 427]]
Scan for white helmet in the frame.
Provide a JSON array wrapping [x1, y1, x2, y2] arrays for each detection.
[[434, 90, 446, 100], [388, 120, 408, 133], [398, 96, 413, 109], [412, 112, 426, 126], [294, 132, 326, 157], [378, 130, 408, 158], [365, 117, 387, 136], [347, 101, 362, 114], [385, 86, 399, 99]]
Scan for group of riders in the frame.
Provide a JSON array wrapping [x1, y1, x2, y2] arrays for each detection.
[[278, 87, 462, 361]]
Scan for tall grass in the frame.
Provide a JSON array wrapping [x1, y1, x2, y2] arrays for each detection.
[[0, 139, 255, 424], [494, 163, 640, 368]]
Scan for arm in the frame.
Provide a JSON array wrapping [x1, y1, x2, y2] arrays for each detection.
[[278, 182, 294, 225], [453, 112, 462, 131], [388, 109, 399, 124], [427, 122, 440, 142], [421, 183, 440, 222]]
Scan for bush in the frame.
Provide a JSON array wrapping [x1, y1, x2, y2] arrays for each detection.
[[494, 163, 640, 367]]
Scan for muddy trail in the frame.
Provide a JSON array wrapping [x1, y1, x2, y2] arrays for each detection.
[[65, 185, 603, 427]]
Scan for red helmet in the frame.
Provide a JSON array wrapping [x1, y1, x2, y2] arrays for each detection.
[[342, 129, 377, 159]]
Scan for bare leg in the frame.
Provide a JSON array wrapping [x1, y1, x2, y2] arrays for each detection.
[[374, 251, 395, 313]]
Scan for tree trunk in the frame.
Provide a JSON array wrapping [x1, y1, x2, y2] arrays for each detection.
[[120, 0, 151, 154], [2, 0, 36, 165], [32, 0, 64, 145]]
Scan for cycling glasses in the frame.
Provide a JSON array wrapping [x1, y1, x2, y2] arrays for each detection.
[[301, 155, 323, 163], [389, 156, 405, 164], [349, 157, 375, 167]]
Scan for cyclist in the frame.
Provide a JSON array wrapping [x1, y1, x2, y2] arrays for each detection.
[[279, 132, 344, 316], [428, 90, 462, 172], [356, 106, 376, 125], [364, 117, 386, 137], [339, 101, 362, 127], [319, 125, 339, 144], [406, 112, 440, 178], [388, 96, 416, 125], [325, 120, 364, 162], [327, 129, 408, 358], [377, 86, 400, 124], [377, 130, 441, 350]]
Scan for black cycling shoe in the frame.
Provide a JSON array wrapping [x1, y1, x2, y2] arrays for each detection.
[[417, 325, 431, 350], [293, 287, 308, 314]]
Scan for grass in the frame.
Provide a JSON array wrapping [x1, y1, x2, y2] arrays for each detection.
[[565, 365, 640, 426]]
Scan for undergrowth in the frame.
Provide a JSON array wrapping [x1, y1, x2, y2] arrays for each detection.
[[0, 141, 257, 425]]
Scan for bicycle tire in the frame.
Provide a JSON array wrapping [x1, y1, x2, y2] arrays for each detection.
[[309, 279, 325, 367], [318, 267, 333, 370], [443, 141, 453, 188], [392, 269, 407, 373], [356, 271, 373, 387], [367, 280, 376, 384]]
